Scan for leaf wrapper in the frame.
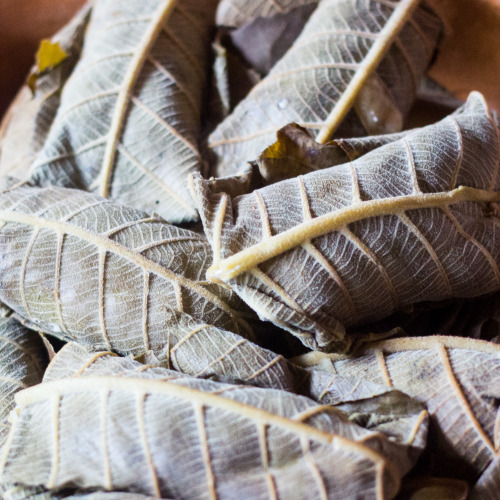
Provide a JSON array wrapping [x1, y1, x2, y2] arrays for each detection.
[[0, 183, 315, 390], [30, 0, 218, 223], [192, 93, 500, 351], [209, 0, 442, 177], [294, 336, 500, 485], [0, 343, 427, 499]]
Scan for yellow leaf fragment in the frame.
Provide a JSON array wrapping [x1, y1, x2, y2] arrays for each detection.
[[36, 39, 68, 73], [28, 39, 68, 91]]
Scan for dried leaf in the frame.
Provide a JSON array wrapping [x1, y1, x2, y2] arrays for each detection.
[[208, 0, 442, 176], [0, 182, 311, 391], [0, 317, 48, 447], [470, 456, 500, 500], [0, 485, 162, 500], [0, 4, 91, 181], [255, 122, 406, 184], [0, 0, 86, 116], [45, 342, 429, 457], [216, 0, 318, 28], [28, 40, 68, 91], [0, 183, 292, 383], [0, 87, 42, 181], [416, 77, 464, 110], [30, 0, 219, 223], [293, 336, 500, 484], [191, 93, 500, 351], [0, 343, 425, 499], [202, 36, 261, 137], [227, 3, 317, 75]]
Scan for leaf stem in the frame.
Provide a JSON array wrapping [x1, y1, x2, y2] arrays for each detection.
[[207, 186, 500, 281], [316, 0, 420, 143]]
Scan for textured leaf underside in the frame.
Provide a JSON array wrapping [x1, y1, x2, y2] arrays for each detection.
[[0, 184, 288, 387], [0, 343, 426, 499], [192, 93, 500, 351], [209, 0, 442, 176], [0, 317, 47, 447], [30, 0, 218, 223], [294, 336, 500, 482]]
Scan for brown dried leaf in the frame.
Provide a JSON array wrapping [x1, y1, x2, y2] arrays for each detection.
[[255, 122, 406, 184]]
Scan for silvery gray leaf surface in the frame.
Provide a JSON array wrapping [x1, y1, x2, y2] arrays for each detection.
[[44, 342, 429, 454], [294, 336, 500, 489], [30, 0, 218, 223], [209, 0, 442, 176], [192, 93, 500, 351], [0, 183, 310, 390], [0, 343, 427, 499]]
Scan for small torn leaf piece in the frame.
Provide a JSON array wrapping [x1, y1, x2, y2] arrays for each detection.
[[298, 370, 428, 463], [216, 0, 319, 28], [0, 3, 92, 182], [28, 40, 68, 92], [0, 342, 423, 499], [30, 0, 219, 223], [209, 0, 442, 176], [0, 317, 48, 447], [255, 122, 406, 184], [293, 336, 500, 486], [192, 93, 500, 351]]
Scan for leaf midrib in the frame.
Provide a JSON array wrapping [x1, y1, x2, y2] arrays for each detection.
[[14, 375, 392, 470], [98, 0, 179, 198], [293, 336, 500, 366], [316, 0, 420, 142], [207, 186, 500, 281]]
